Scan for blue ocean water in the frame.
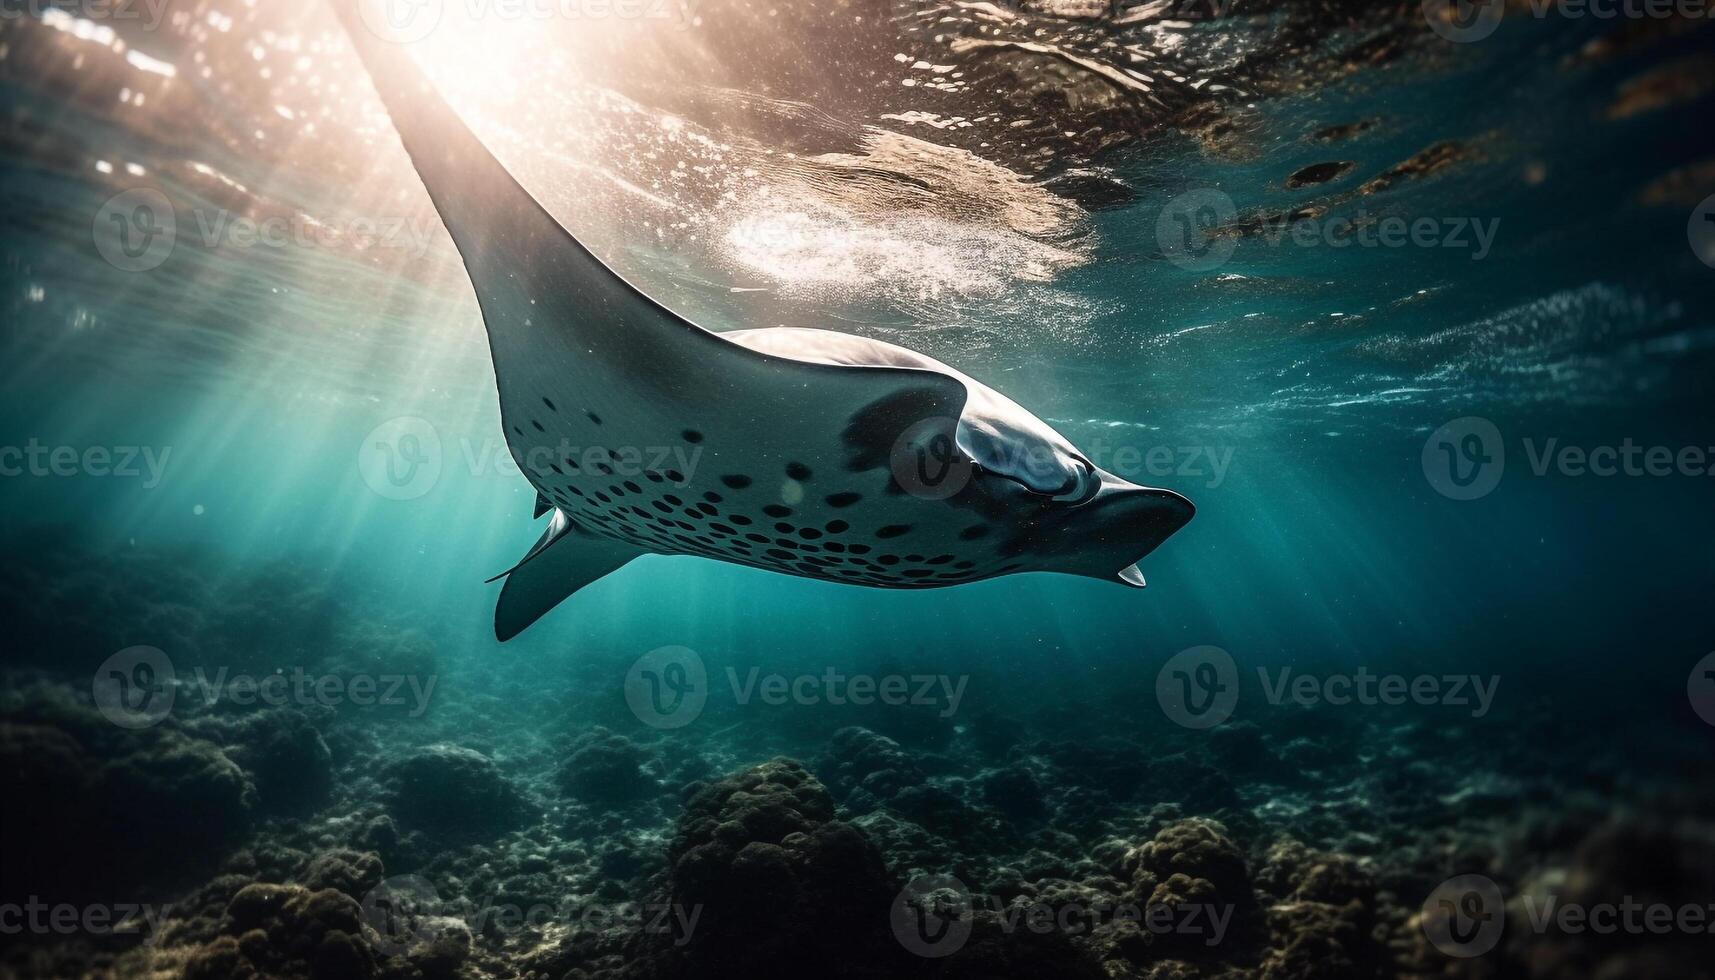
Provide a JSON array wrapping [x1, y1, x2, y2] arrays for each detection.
[[1, 3, 1712, 979]]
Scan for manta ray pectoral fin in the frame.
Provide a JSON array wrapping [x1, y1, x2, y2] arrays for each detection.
[[494, 524, 646, 641], [1117, 564, 1147, 588], [334, 3, 974, 424]]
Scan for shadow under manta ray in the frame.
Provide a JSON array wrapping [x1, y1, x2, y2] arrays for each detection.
[[334, 3, 1194, 641]]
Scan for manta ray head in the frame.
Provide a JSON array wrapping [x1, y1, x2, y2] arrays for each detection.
[[962, 461, 1195, 588]]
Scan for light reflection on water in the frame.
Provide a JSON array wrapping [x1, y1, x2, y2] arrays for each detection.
[[0, 0, 1710, 432]]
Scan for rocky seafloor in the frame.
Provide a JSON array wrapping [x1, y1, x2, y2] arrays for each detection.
[[4, 541, 1714, 980]]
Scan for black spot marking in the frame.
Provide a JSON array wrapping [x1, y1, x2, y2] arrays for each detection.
[[722, 474, 752, 489], [664, 495, 683, 506], [799, 528, 823, 540], [683, 429, 704, 443], [826, 492, 861, 508], [825, 520, 850, 533], [928, 555, 954, 565], [848, 544, 871, 555], [703, 491, 723, 504], [624, 481, 642, 494], [531, 420, 545, 433], [904, 569, 935, 579], [766, 548, 795, 560], [666, 470, 685, 483], [878, 555, 901, 566], [959, 524, 991, 541], [586, 411, 603, 425], [841, 387, 954, 472], [774, 523, 795, 534], [543, 397, 557, 412], [763, 504, 792, 518], [786, 462, 812, 481], [877, 525, 911, 539]]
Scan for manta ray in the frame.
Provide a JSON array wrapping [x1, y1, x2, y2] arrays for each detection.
[[336, 5, 1194, 640]]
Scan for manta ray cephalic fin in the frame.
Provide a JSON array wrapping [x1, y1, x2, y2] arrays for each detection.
[[493, 511, 647, 641]]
